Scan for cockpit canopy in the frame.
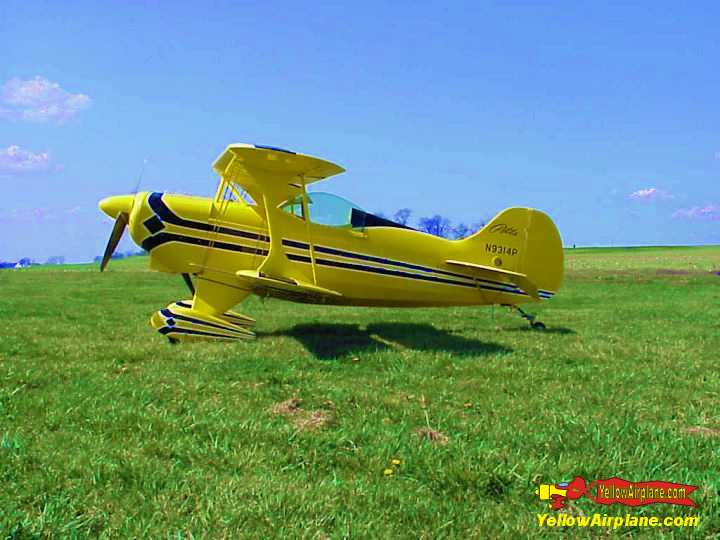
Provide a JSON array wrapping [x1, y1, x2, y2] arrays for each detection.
[[280, 192, 413, 231]]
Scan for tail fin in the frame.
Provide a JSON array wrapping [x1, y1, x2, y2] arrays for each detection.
[[459, 207, 564, 299]]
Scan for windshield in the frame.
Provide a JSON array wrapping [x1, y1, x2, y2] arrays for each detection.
[[308, 192, 363, 227], [281, 192, 364, 227]]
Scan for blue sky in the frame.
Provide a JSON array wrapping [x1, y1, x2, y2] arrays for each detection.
[[1, 1, 718, 262]]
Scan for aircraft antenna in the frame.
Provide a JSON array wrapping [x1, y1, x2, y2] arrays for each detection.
[[133, 158, 149, 194]]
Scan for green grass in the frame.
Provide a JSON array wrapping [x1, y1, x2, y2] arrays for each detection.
[[1, 246, 719, 539]]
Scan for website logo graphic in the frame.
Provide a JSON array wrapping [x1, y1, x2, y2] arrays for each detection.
[[535, 477, 698, 510]]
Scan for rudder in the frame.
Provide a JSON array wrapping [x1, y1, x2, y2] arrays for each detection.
[[460, 207, 564, 299]]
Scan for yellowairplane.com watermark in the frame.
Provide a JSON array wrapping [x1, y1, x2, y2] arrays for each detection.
[[537, 513, 699, 529], [534, 475, 700, 529]]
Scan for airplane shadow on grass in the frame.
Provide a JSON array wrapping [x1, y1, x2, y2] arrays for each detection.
[[504, 326, 576, 335], [258, 322, 512, 360]]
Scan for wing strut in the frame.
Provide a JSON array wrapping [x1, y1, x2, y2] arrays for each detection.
[[182, 273, 196, 295], [300, 175, 318, 286]]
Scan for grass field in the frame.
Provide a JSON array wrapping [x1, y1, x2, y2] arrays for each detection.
[[1, 246, 719, 538]]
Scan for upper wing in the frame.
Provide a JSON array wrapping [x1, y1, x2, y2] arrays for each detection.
[[212, 144, 345, 198], [212, 144, 345, 291]]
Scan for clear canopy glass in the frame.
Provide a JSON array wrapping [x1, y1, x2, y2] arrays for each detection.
[[308, 192, 364, 227], [281, 192, 364, 227]]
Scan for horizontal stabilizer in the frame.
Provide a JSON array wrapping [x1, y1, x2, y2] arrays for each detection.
[[445, 259, 540, 300]]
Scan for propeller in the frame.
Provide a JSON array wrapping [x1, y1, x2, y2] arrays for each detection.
[[100, 212, 129, 271], [98, 160, 148, 272]]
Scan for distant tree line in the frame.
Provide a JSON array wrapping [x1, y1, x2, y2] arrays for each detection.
[[92, 249, 147, 263], [0, 250, 149, 270], [390, 208, 485, 239], [0, 257, 35, 269]]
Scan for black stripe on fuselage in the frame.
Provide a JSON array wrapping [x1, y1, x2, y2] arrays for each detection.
[[148, 192, 269, 242], [282, 238, 555, 298], [142, 232, 268, 255], [282, 238, 311, 250], [281, 238, 526, 293], [282, 238, 474, 280], [283, 253, 534, 296]]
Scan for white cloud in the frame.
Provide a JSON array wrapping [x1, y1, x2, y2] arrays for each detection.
[[0, 76, 91, 122], [0, 145, 51, 174], [673, 204, 720, 221], [629, 187, 672, 201]]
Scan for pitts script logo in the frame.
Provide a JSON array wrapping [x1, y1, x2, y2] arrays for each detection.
[[489, 223, 519, 236]]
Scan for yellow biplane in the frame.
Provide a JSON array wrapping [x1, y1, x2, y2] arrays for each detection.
[[99, 144, 564, 342]]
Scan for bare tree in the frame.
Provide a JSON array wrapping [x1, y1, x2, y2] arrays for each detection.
[[451, 223, 471, 239], [452, 221, 487, 239], [418, 215, 452, 238], [393, 208, 412, 226]]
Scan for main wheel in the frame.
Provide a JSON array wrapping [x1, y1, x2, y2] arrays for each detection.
[[531, 321, 546, 331]]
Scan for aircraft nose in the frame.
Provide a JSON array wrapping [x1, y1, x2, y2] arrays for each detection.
[[99, 195, 135, 219]]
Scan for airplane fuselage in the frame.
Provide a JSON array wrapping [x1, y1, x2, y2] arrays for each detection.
[[114, 191, 556, 308]]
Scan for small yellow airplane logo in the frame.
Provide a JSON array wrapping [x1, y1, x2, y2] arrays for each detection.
[[535, 482, 569, 501]]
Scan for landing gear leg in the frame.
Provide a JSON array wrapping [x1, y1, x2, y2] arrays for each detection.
[[508, 305, 546, 331]]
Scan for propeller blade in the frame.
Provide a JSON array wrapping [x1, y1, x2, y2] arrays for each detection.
[[100, 212, 129, 271]]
